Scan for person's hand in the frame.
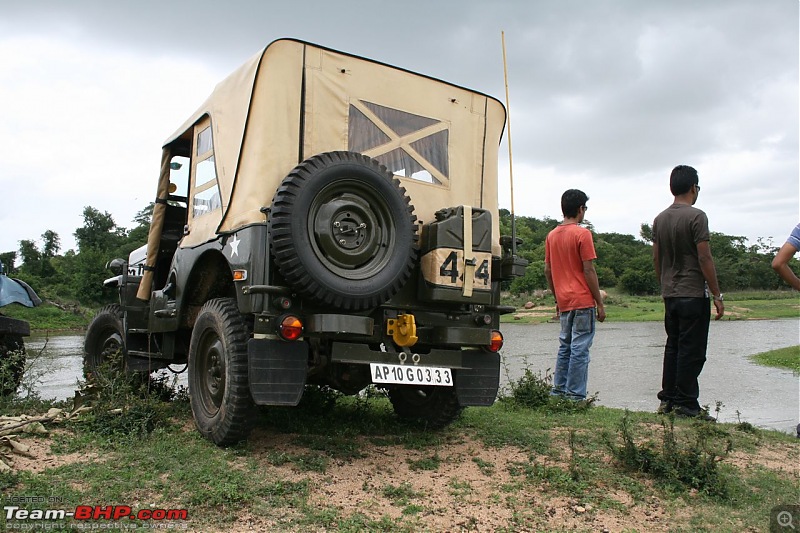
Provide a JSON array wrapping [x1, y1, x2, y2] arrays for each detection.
[[713, 299, 724, 320], [596, 305, 606, 323]]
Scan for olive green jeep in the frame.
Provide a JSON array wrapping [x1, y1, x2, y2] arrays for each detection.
[[86, 38, 527, 445]]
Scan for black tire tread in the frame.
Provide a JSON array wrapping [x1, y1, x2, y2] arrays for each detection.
[[269, 151, 418, 311], [388, 386, 464, 429], [83, 304, 124, 378], [188, 297, 253, 446]]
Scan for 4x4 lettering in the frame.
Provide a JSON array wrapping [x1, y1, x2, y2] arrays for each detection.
[[439, 251, 459, 283], [475, 259, 489, 285]]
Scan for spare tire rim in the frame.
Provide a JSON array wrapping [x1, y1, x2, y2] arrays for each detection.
[[309, 180, 394, 278]]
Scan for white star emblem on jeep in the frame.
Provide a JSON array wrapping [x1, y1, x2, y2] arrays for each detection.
[[229, 235, 240, 258]]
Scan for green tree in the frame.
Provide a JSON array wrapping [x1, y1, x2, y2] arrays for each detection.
[[74, 206, 127, 253], [0, 252, 17, 274]]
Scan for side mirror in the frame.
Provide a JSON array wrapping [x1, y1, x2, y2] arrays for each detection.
[[106, 258, 126, 274]]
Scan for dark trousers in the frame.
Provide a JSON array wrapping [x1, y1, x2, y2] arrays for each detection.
[[658, 297, 711, 412]]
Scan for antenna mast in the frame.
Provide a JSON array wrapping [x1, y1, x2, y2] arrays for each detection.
[[501, 31, 518, 256]]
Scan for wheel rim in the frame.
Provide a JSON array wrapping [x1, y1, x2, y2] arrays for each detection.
[[99, 333, 123, 363], [196, 330, 226, 416], [308, 179, 395, 278], [91, 329, 123, 379]]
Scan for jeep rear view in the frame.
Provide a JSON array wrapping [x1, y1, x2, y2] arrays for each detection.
[[85, 38, 527, 445]]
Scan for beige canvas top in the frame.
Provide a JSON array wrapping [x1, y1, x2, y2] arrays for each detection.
[[138, 38, 506, 300]]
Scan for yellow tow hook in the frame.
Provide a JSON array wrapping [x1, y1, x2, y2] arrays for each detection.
[[386, 314, 418, 347]]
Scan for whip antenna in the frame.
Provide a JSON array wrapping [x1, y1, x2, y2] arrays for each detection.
[[501, 31, 518, 255]]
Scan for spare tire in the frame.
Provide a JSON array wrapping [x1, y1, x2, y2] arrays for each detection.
[[269, 151, 418, 310]]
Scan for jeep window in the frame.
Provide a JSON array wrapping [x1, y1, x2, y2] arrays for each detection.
[[348, 100, 449, 187], [191, 124, 221, 218], [169, 155, 189, 202]]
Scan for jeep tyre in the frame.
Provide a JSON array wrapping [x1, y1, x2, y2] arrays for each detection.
[[188, 298, 253, 446], [83, 304, 126, 381], [269, 151, 418, 311], [0, 333, 25, 397], [388, 385, 463, 429]]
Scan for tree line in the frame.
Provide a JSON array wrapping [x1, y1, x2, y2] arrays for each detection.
[[1, 205, 152, 307], [1, 205, 795, 309], [500, 209, 797, 296]]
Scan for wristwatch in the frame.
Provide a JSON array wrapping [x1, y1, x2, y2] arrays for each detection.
[[713, 294, 724, 302]]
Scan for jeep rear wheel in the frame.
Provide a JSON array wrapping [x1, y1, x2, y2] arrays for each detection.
[[388, 385, 463, 429], [188, 298, 252, 446], [269, 151, 418, 311], [83, 304, 126, 381]]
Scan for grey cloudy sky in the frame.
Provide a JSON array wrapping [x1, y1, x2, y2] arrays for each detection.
[[1, 0, 797, 256]]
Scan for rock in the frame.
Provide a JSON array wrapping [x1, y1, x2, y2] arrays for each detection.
[[524, 301, 535, 309], [599, 289, 608, 300], [574, 506, 586, 514]]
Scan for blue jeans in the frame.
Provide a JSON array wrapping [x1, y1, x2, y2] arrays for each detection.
[[552, 308, 596, 400]]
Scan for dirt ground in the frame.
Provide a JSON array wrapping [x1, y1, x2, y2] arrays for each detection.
[[6, 425, 799, 532]]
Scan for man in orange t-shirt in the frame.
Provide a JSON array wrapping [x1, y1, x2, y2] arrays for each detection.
[[544, 189, 606, 400]]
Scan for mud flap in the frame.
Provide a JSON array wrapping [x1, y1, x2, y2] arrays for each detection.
[[455, 351, 500, 407], [248, 338, 308, 406]]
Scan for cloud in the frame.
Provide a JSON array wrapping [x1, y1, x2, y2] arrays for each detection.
[[0, 0, 796, 258]]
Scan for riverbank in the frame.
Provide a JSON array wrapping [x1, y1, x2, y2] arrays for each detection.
[[501, 289, 800, 324], [0, 388, 797, 532], [2, 290, 798, 332]]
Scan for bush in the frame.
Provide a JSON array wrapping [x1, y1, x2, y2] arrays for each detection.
[[500, 367, 596, 412], [604, 411, 733, 498], [72, 356, 185, 446], [509, 260, 547, 295], [501, 368, 552, 408], [619, 268, 659, 295]]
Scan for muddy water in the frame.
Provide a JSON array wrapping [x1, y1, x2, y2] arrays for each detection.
[[23, 318, 800, 433]]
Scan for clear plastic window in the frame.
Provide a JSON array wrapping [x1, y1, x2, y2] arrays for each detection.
[[197, 127, 213, 155], [348, 100, 449, 187], [193, 187, 221, 218], [195, 156, 216, 188]]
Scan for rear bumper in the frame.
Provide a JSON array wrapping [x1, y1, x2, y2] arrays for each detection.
[[246, 338, 501, 408], [331, 342, 500, 406]]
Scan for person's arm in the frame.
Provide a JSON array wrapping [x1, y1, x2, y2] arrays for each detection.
[[582, 260, 606, 322], [544, 261, 558, 314], [652, 241, 661, 280], [772, 242, 800, 291], [696, 240, 724, 320]]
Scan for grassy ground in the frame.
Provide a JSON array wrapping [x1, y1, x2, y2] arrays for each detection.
[[1, 381, 797, 532], [502, 289, 800, 324], [0, 302, 90, 331], [749, 346, 800, 373]]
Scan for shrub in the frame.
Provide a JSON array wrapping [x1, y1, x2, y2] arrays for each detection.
[[604, 411, 733, 498], [619, 268, 659, 295]]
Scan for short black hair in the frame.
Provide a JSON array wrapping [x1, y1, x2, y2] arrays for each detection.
[[561, 189, 589, 218], [670, 165, 699, 196]]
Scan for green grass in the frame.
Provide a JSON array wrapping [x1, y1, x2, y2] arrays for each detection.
[[1, 302, 90, 331], [749, 345, 800, 372], [3, 381, 797, 532], [502, 289, 800, 324]]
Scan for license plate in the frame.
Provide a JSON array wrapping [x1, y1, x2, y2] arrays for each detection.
[[370, 363, 453, 387]]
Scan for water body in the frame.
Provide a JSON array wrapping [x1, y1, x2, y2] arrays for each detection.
[[23, 319, 800, 433]]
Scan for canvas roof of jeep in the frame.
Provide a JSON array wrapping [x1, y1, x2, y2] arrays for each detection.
[[140, 38, 506, 298]]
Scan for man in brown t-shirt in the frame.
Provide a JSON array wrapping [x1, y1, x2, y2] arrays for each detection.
[[652, 165, 724, 420]]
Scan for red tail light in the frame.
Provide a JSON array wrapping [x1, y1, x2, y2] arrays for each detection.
[[487, 330, 504, 353], [278, 315, 303, 341]]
